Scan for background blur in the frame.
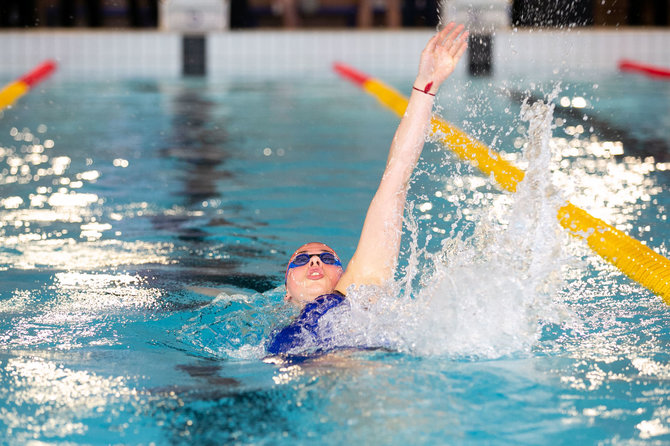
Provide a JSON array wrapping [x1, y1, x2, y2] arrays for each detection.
[[0, 0, 668, 30]]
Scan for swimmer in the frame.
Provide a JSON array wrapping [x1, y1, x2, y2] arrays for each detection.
[[267, 23, 469, 355]]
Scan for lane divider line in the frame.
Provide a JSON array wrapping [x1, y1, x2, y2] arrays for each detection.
[[0, 60, 57, 111], [619, 59, 670, 80]]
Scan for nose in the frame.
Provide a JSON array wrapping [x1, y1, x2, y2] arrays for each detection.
[[309, 255, 321, 266]]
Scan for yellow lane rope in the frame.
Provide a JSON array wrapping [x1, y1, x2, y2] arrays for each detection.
[[335, 63, 670, 303]]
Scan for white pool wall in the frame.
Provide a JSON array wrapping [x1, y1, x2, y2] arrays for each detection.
[[1, 28, 669, 80]]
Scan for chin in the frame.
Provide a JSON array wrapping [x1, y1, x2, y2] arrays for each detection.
[[287, 277, 336, 304], [290, 287, 327, 305]]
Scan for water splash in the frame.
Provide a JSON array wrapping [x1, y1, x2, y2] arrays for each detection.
[[186, 91, 575, 361], [325, 90, 572, 359]]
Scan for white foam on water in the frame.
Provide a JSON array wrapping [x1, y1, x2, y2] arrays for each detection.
[[325, 90, 574, 359]]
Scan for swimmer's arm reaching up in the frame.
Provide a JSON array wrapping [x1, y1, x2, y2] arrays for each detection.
[[335, 23, 468, 293]]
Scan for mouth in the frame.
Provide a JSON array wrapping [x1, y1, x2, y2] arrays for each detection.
[[307, 268, 323, 280]]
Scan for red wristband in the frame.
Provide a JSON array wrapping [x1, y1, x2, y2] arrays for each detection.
[[413, 86, 435, 96]]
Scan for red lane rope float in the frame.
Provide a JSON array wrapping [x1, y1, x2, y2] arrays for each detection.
[[0, 60, 57, 110], [334, 61, 670, 304], [618, 59, 670, 79]]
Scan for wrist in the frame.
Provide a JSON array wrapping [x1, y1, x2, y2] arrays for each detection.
[[413, 77, 439, 95], [412, 86, 435, 97]]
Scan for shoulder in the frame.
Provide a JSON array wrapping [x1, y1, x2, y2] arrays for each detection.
[[265, 292, 347, 355]]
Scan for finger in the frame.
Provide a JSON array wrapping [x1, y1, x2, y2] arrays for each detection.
[[442, 24, 465, 48], [453, 38, 468, 61], [448, 30, 469, 57], [437, 23, 463, 47], [436, 22, 456, 46], [425, 32, 441, 53]]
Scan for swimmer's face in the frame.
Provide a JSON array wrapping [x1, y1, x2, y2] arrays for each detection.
[[285, 242, 343, 307]]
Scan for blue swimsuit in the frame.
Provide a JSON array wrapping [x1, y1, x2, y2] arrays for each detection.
[[266, 291, 347, 355]]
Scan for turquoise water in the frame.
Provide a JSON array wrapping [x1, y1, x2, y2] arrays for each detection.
[[1, 73, 669, 444]]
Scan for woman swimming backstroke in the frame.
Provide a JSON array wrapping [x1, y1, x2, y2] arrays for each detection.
[[268, 23, 469, 355]]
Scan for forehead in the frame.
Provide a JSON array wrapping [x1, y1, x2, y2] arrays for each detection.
[[290, 242, 335, 258]]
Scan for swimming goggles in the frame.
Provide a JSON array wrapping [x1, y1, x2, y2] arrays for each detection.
[[288, 252, 342, 270]]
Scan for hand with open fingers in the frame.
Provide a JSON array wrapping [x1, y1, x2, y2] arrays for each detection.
[[415, 23, 469, 95]]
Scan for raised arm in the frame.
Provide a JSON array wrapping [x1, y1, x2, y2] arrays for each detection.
[[335, 23, 468, 294]]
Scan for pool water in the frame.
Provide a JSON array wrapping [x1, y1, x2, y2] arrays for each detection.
[[1, 72, 669, 444]]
